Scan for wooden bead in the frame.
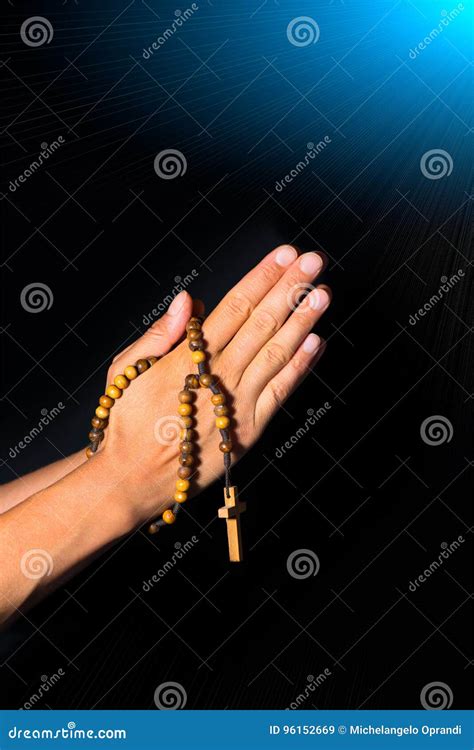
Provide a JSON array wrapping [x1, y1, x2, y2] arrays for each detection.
[[179, 453, 194, 466], [114, 374, 129, 390], [187, 329, 203, 341], [178, 466, 192, 479], [179, 441, 193, 453], [186, 319, 201, 331], [178, 403, 192, 416], [185, 374, 200, 389], [189, 340, 204, 352], [178, 390, 193, 403], [180, 416, 193, 428], [211, 393, 226, 406], [106, 384, 122, 400], [162, 509, 176, 524], [191, 350, 206, 364], [89, 429, 104, 442], [124, 365, 138, 381], [176, 479, 190, 492], [136, 358, 149, 374], [86, 446, 96, 459], [180, 428, 194, 441], [219, 440, 232, 453], [99, 395, 114, 409], [91, 416, 107, 429], [147, 356, 158, 366], [214, 405, 229, 417], [149, 522, 159, 534], [199, 373, 214, 388], [174, 491, 187, 503], [95, 405, 109, 419], [215, 416, 230, 429]]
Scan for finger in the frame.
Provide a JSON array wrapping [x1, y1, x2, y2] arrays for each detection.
[[111, 290, 193, 372], [255, 334, 326, 427], [220, 251, 323, 372], [203, 244, 299, 353], [241, 286, 331, 398]]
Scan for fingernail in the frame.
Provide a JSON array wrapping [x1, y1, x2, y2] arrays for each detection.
[[299, 252, 322, 276], [168, 290, 186, 316], [303, 333, 320, 354], [276, 245, 297, 267], [308, 288, 329, 310]]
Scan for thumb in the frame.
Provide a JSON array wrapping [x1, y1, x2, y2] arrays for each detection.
[[112, 290, 193, 372]]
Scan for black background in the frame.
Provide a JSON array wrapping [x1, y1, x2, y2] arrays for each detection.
[[1, 0, 472, 711]]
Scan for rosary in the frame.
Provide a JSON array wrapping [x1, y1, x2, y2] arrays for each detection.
[[85, 316, 246, 562]]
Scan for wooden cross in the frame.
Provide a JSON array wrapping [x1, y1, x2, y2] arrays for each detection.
[[218, 486, 246, 562]]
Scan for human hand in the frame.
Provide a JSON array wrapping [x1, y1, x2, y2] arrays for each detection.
[[92, 245, 330, 528]]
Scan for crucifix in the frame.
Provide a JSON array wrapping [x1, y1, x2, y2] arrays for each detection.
[[218, 486, 246, 562]]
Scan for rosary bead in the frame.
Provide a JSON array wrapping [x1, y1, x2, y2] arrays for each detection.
[[89, 429, 104, 442], [179, 453, 194, 467], [185, 374, 200, 389], [91, 416, 107, 429], [187, 329, 203, 341], [189, 340, 204, 352], [95, 405, 110, 420], [186, 318, 201, 332], [106, 384, 122, 400], [114, 374, 130, 390], [215, 416, 230, 429], [136, 358, 149, 374], [180, 428, 194, 441], [178, 403, 193, 416], [149, 522, 159, 534], [178, 466, 192, 479], [214, 405, 229, 417], [191, 350, 206, 364], [219, 439, 232, 453], [85, 446, 96, 459], [211, 393, 226, 406], [124, 365, 138, 381], [199, 373, 214, 388], [178, 390, 193, 403], [180, 416, 193, 428], [176, 479, 190, 492], [147, 356, 158, 366], [99, 395, 114, 409], [174, 491, 187, 503], [179, 441, 193, 453], [162, 509, 176, 524]]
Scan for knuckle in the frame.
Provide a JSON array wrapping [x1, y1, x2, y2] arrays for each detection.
[[252, 308, 280, 335], [263, 342, 288, 368], [259, 261, 280, 285], [225, 292, 254, 320], [268, 382, 288, 408]]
